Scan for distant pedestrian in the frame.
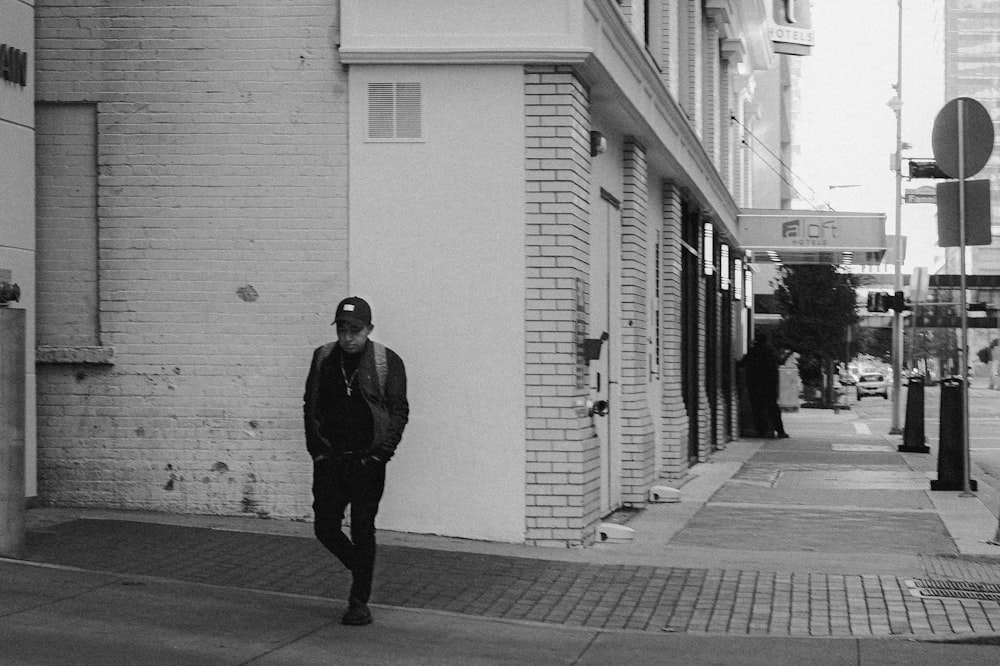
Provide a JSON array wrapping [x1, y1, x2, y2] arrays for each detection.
[[303, 296, 409, 625], [739, 333, 788, 439]]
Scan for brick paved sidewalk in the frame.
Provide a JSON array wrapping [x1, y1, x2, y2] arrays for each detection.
[[21, 518, 1000, 638]]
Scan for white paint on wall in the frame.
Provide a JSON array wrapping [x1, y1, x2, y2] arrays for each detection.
[[349, 65, 527, 542]]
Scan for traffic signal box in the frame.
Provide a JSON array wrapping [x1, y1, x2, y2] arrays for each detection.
[[908, 160, 950, 179], [866, 291, 906, 313]]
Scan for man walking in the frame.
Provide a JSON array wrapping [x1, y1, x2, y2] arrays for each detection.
[[740, 333, 788, 439], [303, 296, 409, 625]]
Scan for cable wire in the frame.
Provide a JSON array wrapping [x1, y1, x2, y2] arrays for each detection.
[[731, 114, 831, 210]]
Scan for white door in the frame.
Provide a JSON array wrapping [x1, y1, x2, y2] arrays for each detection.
[[590, 193, 622, 515]]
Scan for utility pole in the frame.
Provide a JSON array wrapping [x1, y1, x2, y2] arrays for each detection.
[[889, 0, 904, 435]]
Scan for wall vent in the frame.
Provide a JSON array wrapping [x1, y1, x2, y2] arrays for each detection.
[[367, 82, 422, 140]]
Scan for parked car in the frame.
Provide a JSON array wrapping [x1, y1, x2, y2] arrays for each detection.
[[856, 373, 888, 399]]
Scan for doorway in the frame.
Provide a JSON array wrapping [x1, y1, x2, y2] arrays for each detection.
[[591, 190, 622, 515]]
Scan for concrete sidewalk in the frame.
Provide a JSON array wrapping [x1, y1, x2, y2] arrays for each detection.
[[6, 409, 1000, 663]]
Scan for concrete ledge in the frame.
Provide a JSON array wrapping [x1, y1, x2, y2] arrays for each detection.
[[36, 346, 114, 365]]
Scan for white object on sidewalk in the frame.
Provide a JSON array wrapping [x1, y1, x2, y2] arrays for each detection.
[[597, 523, 635, 542], [648, 485, 681, 503]]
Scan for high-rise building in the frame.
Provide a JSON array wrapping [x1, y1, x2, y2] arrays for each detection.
[[944, 0, 1000, 272]]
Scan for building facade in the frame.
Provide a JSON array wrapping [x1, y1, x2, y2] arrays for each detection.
[[29, 1, 784, 546], [0, 0, 35, 497], [945, 0, 1000, 272]]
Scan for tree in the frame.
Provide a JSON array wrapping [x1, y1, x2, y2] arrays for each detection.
[[976, 338, 997, 365], [771, 264, 861, 406]]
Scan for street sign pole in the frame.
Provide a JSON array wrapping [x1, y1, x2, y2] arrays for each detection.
[[889, 0, 904, 435], [932, 95, 994, 499], [957, 99, 972, 497]]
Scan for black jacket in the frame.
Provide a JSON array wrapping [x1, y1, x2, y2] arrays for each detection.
[[303, 340, 409, 462]]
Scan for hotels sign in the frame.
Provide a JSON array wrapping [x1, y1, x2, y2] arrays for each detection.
[[738, 209, 888, 265], [769, 0, 814, 56]]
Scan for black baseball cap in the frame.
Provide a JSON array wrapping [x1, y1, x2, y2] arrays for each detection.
[[333, 296, 372, 328]]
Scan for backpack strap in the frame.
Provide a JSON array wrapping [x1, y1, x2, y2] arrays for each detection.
[[315, 341, 337, 367], [373, 341, 388, 398]]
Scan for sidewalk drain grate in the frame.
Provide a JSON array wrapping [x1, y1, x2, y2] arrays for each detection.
[[906, 579, 1000, 601]]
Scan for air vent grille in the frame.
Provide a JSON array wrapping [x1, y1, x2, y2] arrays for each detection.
[[367, 82, 422, 140]]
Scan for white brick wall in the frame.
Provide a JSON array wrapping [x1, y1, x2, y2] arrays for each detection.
[[524, 65, 598, 546], [658, 182, 688, 476], [679, 0, 703, 136], [34, 1, 347, 517], [703, 19, 721, 169], [619, 139, 656, 502]]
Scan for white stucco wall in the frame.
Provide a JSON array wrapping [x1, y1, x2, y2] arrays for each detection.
[[0, 0, 35, 496], [349, 65, 526, 542]]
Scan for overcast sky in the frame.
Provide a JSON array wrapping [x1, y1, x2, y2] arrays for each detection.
[[794, 0, 945, 271]]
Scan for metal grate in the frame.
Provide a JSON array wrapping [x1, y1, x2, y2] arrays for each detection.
[[907, 579, 1000, 601], [367, 82, 423, 140]]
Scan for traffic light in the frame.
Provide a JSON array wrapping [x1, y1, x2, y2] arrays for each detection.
[[867, 291, 889, 312], [908, 160, 950, 179], [892, 291, 907, 311]]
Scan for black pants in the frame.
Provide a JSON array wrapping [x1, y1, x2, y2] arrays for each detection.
[[750, 397, 785, 437], [312, 459, 386, 603], [769, 402, 787, 436]]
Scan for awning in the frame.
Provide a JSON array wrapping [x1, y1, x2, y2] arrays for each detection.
[[737, 209, 888, 266]]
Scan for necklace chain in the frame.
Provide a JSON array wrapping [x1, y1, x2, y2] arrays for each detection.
[[340, 357, 360, 396]]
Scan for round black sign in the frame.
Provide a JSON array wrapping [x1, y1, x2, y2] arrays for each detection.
[[931, 97, 995, 179]]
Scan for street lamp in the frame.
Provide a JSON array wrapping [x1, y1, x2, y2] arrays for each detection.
[[887, 0, 904, 435]]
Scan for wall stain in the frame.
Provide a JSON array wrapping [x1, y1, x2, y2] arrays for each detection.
[[236, 285, 259, 302]]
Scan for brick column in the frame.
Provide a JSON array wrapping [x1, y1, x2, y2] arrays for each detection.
[[524, 65, 597, 546], [654, 0, 680, 100], [658, 182, 687, 476], [696, 228, 711, 461], [703, 19, 721, 168], [680, 1, 704, 138], [718, 57, 733, 190], [620, 139, 655, 503]]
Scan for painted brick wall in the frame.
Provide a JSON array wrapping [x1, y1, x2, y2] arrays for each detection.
[[652, 0, 680, 101], [680, 1, 703, 137], [658, 182, 688, 476], [719, 58, 733, 191], [696, 242, 711, 461], [524, 65, 599, 546], [33, 1, 347, 517], [36, 103, 99, 348], [619, 139, 656, 502], [703, 20, 721, 169]]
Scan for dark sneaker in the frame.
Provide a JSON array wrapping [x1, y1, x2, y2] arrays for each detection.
[[777, 432, 790, 439], [342, 599, 373, 626]]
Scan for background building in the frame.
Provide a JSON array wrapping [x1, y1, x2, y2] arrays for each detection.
[[0, 0, 35, 497], [944, 0, 1000, 273]]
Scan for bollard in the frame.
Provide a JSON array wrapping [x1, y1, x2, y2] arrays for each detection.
[[0, 308, 26, 558], [930, 377, 977, 491], [899, 375, 930, 453]]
